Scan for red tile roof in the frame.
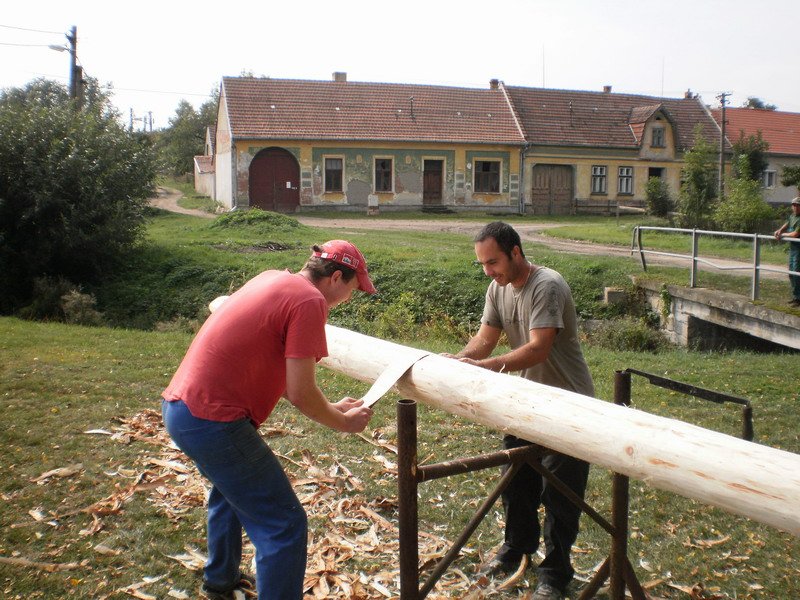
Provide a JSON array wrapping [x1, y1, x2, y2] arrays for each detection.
[[712, 107, 800, 156], [222, 77, 525, 145], [220, 77, 725, 152], [194, 155, 214, 173], [505, 87, 722, 150]]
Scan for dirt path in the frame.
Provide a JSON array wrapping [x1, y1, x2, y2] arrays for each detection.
[[149, 188, 785, 279], [149, 186, 215, 218]]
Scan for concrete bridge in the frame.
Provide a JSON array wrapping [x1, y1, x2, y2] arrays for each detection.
[[636, 278, 800, 351]]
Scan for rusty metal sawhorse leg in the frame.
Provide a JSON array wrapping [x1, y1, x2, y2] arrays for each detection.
[[396, 372, 648, 600]]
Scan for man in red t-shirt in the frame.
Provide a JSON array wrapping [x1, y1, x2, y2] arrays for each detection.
[[162, 240, 376, 600]]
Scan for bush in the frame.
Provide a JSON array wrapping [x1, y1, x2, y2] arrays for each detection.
[[714, 157, 777, 233], [372, 292, 418, 340], [210, 209, 303, 232], [645, 177, 673, 217], [589, 317, 669, 352], [61, 290, 104, 327], [0, 79, 157, 313], [17, 277, 75, 321], [677, 125, 717, 229]]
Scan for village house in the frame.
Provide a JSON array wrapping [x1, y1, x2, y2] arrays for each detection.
[[198, 74, 723, 214], [211, 74, 524, 213], [507, 86, 721, 214], [711, 107, 800, 205]]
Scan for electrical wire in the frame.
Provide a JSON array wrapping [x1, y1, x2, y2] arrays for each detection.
[[0, 23, 64, 35], [0, 42, 58, 47]]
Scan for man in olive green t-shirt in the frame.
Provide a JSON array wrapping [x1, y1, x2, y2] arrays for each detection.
[[444, 222, 593, 600], [774, 197, 800, 306]]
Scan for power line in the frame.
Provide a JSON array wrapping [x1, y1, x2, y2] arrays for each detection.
[[0, 23, 64, 35], [0, 41, 57, 47]]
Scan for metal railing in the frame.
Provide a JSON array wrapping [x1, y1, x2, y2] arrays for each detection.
[[631, 225, 800, 301]]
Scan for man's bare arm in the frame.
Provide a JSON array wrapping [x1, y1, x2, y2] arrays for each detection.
[[459, 327, 557, 373]]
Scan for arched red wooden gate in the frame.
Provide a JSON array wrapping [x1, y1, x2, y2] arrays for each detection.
[[248, 147, 300, 212]]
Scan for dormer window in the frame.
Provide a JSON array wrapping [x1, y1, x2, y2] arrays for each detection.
[[652, 126, 666, 148]]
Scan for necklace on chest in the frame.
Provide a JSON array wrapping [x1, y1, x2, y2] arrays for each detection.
[[512, 263, 534, 296]]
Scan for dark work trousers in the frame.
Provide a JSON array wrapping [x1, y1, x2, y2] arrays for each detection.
[[501, 434, 590, 592]]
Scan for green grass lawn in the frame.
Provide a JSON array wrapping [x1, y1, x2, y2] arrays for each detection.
[[3, 208, 799, 598], [541, 214, 790, 266], [1, 317, 797, 599]]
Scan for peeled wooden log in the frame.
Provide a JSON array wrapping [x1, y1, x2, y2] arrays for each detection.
[[320, 325, 800, 536]]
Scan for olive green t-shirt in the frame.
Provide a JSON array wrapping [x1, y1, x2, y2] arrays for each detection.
[[481, 266, 595, 397]]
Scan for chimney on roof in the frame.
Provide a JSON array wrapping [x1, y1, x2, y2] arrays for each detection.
[[490, 78, 500, 90], [603, 85, 612, 93], [333, 72, 347, 82], [684, 89, 694, 99]]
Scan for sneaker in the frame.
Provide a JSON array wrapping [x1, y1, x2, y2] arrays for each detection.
[[201, 572, 256, 599], [477, 550, 528, 578], [532, 582, 563, 600]]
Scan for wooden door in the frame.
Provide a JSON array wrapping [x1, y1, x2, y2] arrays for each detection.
[[249, 148, 300, 212], [531, 164, 573, 215], [423, 160, 443, 205]]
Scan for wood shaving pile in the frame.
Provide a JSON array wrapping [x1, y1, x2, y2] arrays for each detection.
[[99, 409, 510, 599]]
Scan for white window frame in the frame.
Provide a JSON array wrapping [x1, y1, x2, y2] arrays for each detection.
[[591, 165, 607, 194], [762, 169, 776, 189], [374, 156, 394, 193], [473, 159, 502, 193], [618, 166, 633, 195], [323, 155, 344, 193]]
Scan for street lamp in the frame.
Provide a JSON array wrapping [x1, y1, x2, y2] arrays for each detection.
[[48, 26, 79, 101]]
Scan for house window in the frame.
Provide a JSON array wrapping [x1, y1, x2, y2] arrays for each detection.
[[324, 157, 343, 192], [762, 170, 776, 189], [652, 127, 665, 148], [375, 158, 393, 192], [618, 166, 633, 194], [591, 165, 607, 194], [474, 160, 501, 193]]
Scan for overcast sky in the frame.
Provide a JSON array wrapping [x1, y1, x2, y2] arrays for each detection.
[[2, 0, 798, 130]]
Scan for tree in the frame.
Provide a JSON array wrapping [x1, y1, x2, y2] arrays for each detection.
[[645, 176, 673, 217], [678, 125, 717, 228], [742, 97, 777, 111], [731, 130, 769, 181], [158, 88, 218, 177], [714, 156, 775, 233], [0, 78, 158, 312], [781, 165, 800, 189]]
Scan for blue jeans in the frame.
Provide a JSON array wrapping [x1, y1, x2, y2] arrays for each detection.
[[162, 399, 307, 599]]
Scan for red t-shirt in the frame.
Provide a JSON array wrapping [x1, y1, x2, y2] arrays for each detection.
[[162, 270, 329, 426]]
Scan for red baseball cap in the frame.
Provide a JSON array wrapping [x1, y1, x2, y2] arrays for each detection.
[[313, 240, 377, 294]]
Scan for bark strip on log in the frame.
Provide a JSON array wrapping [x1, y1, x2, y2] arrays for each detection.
[[320, 325, 800, 536]]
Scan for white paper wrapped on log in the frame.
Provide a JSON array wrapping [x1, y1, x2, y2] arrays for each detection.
[[320, 325, 800, 536]]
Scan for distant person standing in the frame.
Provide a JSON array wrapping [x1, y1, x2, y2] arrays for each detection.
[[444, 222, 593, 600], [162, 240, 376, 600], [773, 197, 800, 306]]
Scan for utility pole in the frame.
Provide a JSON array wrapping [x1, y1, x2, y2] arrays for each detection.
[[66, 26, 78, 101], [717, 92, 729, 199]]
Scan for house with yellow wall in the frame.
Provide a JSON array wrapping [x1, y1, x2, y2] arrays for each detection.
[[505, 85, 722, 214], [213, 74, 525, 212], [206, 75, 724, 214]]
